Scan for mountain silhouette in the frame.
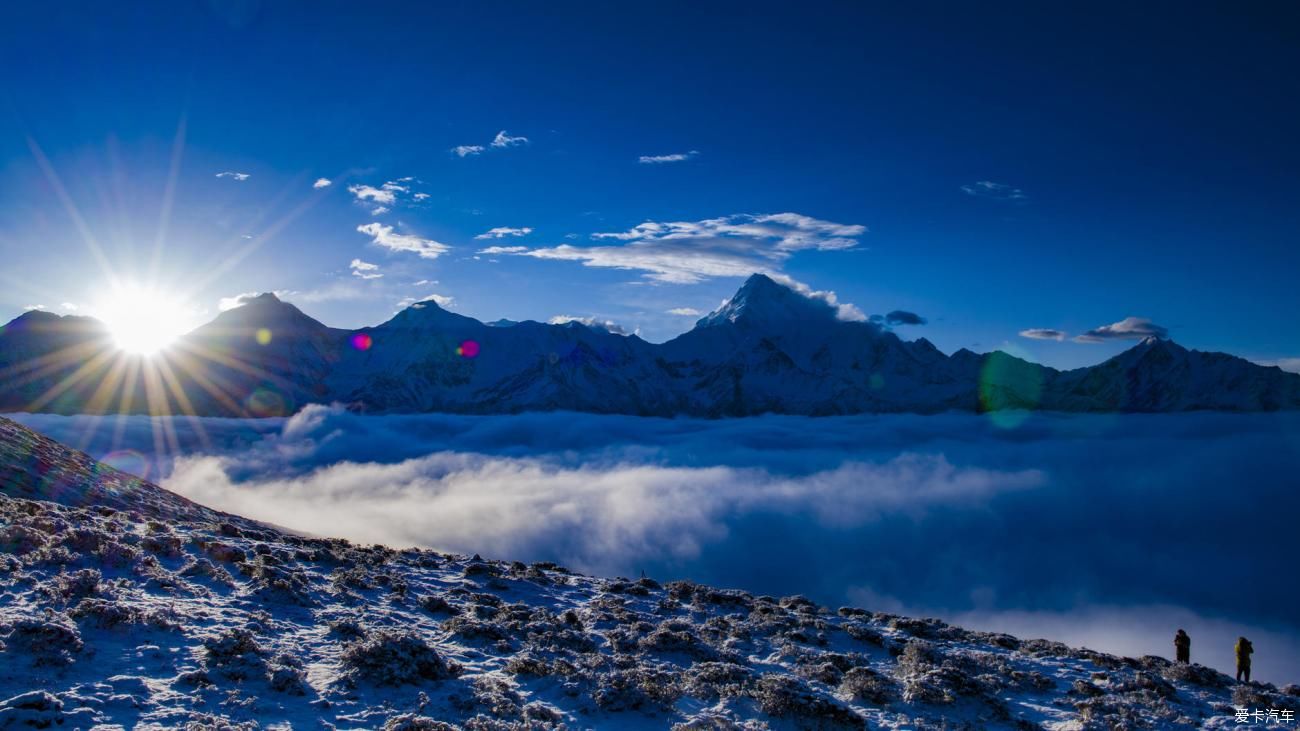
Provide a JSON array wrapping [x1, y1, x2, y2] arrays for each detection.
[[1, 274, 1297, 417]]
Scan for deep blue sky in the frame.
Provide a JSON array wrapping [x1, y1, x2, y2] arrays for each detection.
[[1, 1, 1297, 369]]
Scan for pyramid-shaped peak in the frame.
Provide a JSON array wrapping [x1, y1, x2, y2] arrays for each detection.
[[1132, 335, 1184, 352], [1103, 335, 1189, 369], [201, 292, 328, 334], [696, 273, 837, 329]]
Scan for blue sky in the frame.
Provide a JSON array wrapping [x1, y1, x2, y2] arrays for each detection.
[[1, 2, 1297, 370]]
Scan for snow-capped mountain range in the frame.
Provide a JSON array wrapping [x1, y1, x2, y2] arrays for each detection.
[[2, 415, 1295, 729], [2, 274, 1297, 417]]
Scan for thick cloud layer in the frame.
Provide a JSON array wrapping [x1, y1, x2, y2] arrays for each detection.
[[11, 407, 1300, 682]]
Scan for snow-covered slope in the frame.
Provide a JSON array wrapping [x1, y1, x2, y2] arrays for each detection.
[[2, 275, 1298, 417], [0, 417, 1297, 729], [0, 416, 222, 523]]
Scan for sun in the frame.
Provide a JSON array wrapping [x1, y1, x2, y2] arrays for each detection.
[[94, 285, 196, 356]]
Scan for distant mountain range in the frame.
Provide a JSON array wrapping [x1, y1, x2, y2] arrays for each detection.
[[2, 274, 1297, 417]]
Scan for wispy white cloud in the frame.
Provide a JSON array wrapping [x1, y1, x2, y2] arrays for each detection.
[[474, 227, 533, 240], [350, 259, 383, 280], [312, 178, 332, 189], [215, 171, 251, 181], [1019, 328, 1067, 341], [22, 304, 45, 312], [503, 213, 865, 284], [217, 290, 297, 312], [961, 180, 1025, 201], [548, 315, 629, 335], [356, 223, 450, 260], [60, 302, 79, 312], [666, 307, 703, 317], [1257, 358, 1300, 374], [452, 145, 484, 157], [1074, 317, 1168, 343], [639, 150, 699, 164], [477, 245, 529, 255], [348, 183, 397, 205], [491, 130, 529, 148], [766, 273, 866, 322], [349, 179, 423, 213]]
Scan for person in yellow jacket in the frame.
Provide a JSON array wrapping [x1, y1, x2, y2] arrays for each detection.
[[1235, 636, 1254, 682]]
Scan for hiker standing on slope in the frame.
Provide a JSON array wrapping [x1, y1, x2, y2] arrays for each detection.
[[1174, 629, 1190, 664], [1235, 636, 1254, 682]]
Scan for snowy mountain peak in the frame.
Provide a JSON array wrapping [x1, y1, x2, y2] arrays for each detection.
[[696, 273, 838, 329], [1109, 336, 1189, 367], [385, 298, 480, 330], [204, 293, 329, 334]]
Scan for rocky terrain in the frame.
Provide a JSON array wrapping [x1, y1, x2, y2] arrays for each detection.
[[3, 275, 1298, 418], [0, 416, 1297, 729]]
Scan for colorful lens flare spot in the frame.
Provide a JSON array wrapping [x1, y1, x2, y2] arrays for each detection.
[[99, 450, 150, 480], [245, 386, 288, 417], [457, 339, 480, 358], [351, 332, 373, 351], [978, 348, 1043, 429], [256, 328, 273, 346]]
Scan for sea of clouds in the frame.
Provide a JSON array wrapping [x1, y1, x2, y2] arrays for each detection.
[[11, 407, 1300, 683]]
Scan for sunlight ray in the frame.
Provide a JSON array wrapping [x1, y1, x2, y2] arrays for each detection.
[[0, 340, 111, 390], [24, 348, 118, 413], [162, 349, 255, 417], [72, 353, 132, 451], [150, 114, 187, 282], [189, 179, 332, 294], [25, 136, 120, 287], [152, 354, 213, 449]]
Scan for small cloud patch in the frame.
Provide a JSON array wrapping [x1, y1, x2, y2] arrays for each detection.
[[1019, 328, 1067, 341], [1074, 317, 1168, 343], [357, 223, 449, 260], [885, 310, 927, 326], [961, 180, 1025, 202], [639, 150, 699, 164], [474, 227, 533, 240], [350, 259, 383, 280]]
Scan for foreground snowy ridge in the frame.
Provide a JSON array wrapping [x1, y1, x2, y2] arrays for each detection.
[[0, 418, 1296, 729]]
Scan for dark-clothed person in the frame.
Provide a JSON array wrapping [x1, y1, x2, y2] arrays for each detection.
[[1174, 629, 1190, 664]]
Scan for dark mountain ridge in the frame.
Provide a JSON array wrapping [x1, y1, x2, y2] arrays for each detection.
[[2, 274, 1297, 417]]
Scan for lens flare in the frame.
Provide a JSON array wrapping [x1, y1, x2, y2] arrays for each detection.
[[256, 328, 272, 345], [351, 332, 373, 351], [245, 386, 289, 417], [979, 348, 1043, 429], [457, 340, 480, 358], [99, 449, 150, 480]]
